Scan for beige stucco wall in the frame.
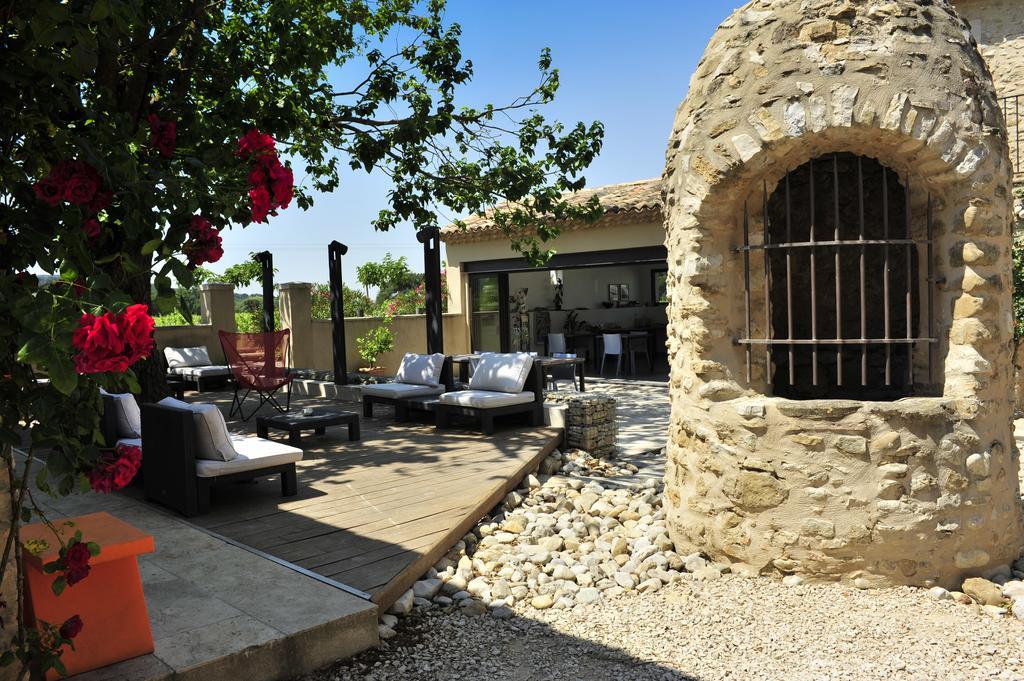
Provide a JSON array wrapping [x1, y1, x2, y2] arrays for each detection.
[[662, 0, 1024, 588], [153, 283, 236, 363]]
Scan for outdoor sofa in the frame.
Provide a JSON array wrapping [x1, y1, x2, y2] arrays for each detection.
[[434, 352, 544, 435], [362, 353, 453, 421], [101, 392, 302, 516], [163, 345, 231, 393]]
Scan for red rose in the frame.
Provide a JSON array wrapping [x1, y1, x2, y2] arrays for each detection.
[[63, 165, 102, 206], [89, 444, 141, 493], [249, 185, 271, 223], [33, 176, 64, 206], [147, 114, 177, 158], [81, 218, 101, 239], [59, 615, 84, 640], [182, 216, 224, 266], [268, 161, 293, 209], [88, 189, 112, 214], [64, 542, 91, 586], [236, 128, 276, 158], [119, 304, 155, 363]]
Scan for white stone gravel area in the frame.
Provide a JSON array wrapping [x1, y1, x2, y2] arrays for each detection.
[[307, 576, 1024, 681]]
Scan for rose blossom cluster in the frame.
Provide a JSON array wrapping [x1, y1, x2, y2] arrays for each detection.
[[88, 443, 141, 493], [182, 215, 223, 267], [146, 113, 177, 158], [236, 129, 293, 223], [33, 160, 113, 240], [62, 541, 92, 586], [71, 303, 154, 374]]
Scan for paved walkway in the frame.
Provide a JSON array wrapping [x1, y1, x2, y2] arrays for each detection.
[[586, 378, 670, 482], [21, 458, 377, 681]]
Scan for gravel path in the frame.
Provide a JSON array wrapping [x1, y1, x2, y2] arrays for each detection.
[[306, 576, 1024, 681]]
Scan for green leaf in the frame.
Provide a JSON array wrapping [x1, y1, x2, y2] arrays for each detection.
[[86, 542, 101, 557], [46, 353, 77, 396], [141, 239, 163, 256], [89, 0, 110, 22], [51, 577, 66, 597]]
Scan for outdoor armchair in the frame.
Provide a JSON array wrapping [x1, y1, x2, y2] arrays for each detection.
[[362, 353, 453, 421], [218, 330, 293, 421], [435, 353, 543, 435]]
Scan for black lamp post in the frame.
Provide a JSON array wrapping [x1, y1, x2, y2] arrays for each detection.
[[328, 240, 349, 385], [417, 227, 444, 354]]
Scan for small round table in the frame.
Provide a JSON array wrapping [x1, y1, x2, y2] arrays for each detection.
[[256, 409, 360, 445]]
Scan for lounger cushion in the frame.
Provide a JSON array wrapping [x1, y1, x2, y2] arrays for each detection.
[[157, 397, 238, 462], [468, 353, 534, 394], [168, 365, 231, 378], [100, 389, 142, 438], [362, 383, 445, 399], [164, 346, 213, 369], [195, 435, 302, 478], [438, 390, 535, 409], [395, 353, 446, 387], [115, 437, 142, 450]]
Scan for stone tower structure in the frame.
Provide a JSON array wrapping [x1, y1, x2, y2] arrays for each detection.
[[662, 0, 1024, 588]]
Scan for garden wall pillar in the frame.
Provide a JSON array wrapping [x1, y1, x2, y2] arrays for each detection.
[[279, 282, 314, 369], [199, 282, 235, 332]]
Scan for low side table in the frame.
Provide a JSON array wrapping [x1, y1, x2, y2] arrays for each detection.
[[256, 409, 360, 445], [22, 511, 155, 680]]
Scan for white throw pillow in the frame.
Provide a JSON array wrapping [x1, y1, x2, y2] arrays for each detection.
[[395, 353, 445, 387], [100, 389, 142, 439], [164, 346, 212, 369], [468, 353, 534, 394], [157, 397, 238, 462]]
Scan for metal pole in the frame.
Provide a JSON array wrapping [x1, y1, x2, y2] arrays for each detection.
[[785, 172, 795, 386], [809, 159, 818, 386], [858, 157, 867, 387], [255, 250, 274, 333], [328, 241, 349, 385], [882, 167, 892, 386], [904, 176, 914, 389], [763, 181, 773, 386], [742, 201, 752, 383], [833, 154, 843, 387], [417, 227, 444, 354]]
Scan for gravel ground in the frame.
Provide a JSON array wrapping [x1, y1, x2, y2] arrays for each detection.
[[305, 576, 1024, 681]]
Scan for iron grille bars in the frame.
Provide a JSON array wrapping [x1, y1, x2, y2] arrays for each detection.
[[734, 153, 937, 397]]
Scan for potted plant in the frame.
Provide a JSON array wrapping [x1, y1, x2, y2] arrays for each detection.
[[356, 325, 394, 376]]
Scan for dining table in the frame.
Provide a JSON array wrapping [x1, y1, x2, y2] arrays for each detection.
[[450, 353, 587, 392]]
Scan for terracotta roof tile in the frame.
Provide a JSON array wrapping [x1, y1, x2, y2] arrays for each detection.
[[441, 178, 663, 243]]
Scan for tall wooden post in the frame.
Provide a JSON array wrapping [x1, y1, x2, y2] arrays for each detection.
[[328, 240, 349, 385], [417, 227, 444, 354], [255, 251, 275, 332]]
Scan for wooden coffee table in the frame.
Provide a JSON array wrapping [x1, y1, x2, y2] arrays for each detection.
[[256, 409, 360, 445]]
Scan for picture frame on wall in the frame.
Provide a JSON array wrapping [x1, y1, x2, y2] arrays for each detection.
[[619, 283, 630, 302], [608, 283, 620, 304]]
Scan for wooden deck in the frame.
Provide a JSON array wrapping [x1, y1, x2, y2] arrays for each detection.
[[188, 391, 561, 609]]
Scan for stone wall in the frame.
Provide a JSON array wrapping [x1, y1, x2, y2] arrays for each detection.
[[662, 0, 1024, 588], [545, 393, 617, 457]]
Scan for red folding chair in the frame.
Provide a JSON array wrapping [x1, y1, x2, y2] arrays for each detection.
[[218, 330, 293, 420]]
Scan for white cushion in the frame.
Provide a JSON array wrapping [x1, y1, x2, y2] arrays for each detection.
[[362, 383, 445, 399], [100, 389, 141, 438], [195, 435, 302, 478], [468, 353, 534, 394], [169, 365, 231, 378], [157, 397, 238, 462], [115, 437, 142, 450], [164, 346, 213, 369], [395, 353, 445, 387], [439, 390, 535, 409]]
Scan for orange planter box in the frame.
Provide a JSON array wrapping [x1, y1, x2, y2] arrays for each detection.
[[21, 512, 156, 679]]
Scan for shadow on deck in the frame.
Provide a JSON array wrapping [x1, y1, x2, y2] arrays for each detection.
[[186, 390, 562, 610]]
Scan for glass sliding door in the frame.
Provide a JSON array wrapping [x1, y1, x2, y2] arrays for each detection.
[[469, 273, 508, 352]]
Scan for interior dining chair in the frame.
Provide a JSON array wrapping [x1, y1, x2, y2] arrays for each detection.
[[626, 331, 652, 376], [547, 352, 579, 391], [600, 333, 624, 377], [548, 333, 567, 354]]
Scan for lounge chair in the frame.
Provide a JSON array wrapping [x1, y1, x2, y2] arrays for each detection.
[[163, 345, 231, 393], [434, 352, 543, 435], [219, 330, 293, 420], [362, 353, 453, 421], [140, 398, 302, 516]]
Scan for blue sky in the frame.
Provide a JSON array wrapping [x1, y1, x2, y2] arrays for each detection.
[[222, 1, 737, 291]]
